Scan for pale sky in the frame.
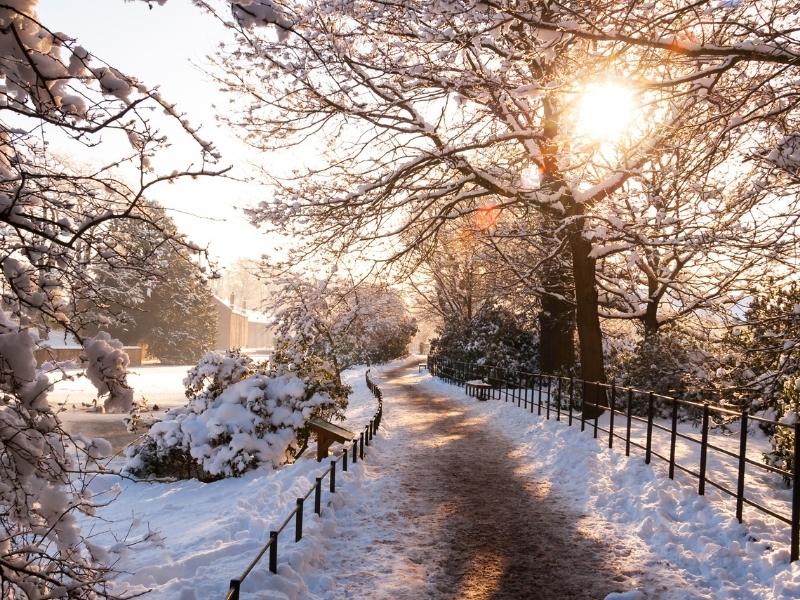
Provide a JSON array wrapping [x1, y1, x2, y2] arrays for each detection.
[[38, 0, 292, 267]]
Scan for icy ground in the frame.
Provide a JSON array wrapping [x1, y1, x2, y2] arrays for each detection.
[[70, 359, 800, 598]]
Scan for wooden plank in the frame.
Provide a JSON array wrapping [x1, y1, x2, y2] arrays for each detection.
[[309, 418, 357, 442]]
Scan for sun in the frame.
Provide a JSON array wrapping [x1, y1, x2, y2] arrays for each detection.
[[576, 83, 636, 141]]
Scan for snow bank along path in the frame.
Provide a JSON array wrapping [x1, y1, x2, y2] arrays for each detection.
[[429, 357, 797, 557], [418, 369, 800, 599], [295, 361, 652, 600], [225, 370, 384, 599], [81, 365, 380, 598]]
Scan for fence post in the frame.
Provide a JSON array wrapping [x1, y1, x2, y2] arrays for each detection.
[[645, 392, 654, 464], [523, 376, 528, 409], [295, 498, 304, 542], [360, 433, 365, 459], [509, 372, 517, 404], [314, 477, 322, 515], [269, 531, 278, 574], [593, 383, 599, 439], [228, 579, 241, 600], [352, 439, 357, 464], [792, 421, 800, 562], [569, 377, 574, 426], [538, 376, 543, 416], [608, 382, 616, 449], [556, 378, 562, 422], [581, 380, 587, 432], [625, 389, 633, 457], [330, 460, 336, 493], [736, 410, 749, 522], [365, 426, 370, 447], [669, 399, 679, 479], [546, 378, 551, 420], [699, 403, 709, 495], [530, 375, 535, 413], [343, 446, 348, 471]]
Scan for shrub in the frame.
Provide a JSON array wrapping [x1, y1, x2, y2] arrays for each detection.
[[125, 350, 349, 481], [430, 303, 538, 382]]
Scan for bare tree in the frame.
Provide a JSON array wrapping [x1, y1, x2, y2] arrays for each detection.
[[209, 1, 799, 399]]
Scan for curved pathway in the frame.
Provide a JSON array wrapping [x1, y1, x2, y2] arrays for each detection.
[[315, 362, 649, 600]]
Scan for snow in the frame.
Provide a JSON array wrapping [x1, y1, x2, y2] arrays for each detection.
[[83, 332, 134, 413], [49, 364, 189, 415], [52, 360, 800, 598], [416, 374, 800, 599], [76, 364, 380, 598]]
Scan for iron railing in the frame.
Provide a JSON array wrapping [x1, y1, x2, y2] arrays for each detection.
[[428, 355, 800, 562], [224, 371, 384, 599]]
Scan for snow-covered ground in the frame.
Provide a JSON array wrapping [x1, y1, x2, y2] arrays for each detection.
[[63, 360, 800, 598], [480, 382, 793, 534], [416, 374, 800, 599], [250, 365, 800, 600], [75, 364, 381, 599]]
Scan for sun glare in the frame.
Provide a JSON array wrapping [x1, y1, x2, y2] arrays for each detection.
[[576, 83, 636, 141]]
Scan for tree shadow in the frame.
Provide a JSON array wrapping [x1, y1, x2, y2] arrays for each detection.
[[384, 365, 641, 600]]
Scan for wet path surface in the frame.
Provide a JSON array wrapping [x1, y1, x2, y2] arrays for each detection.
[[327, 363, 644, 600]]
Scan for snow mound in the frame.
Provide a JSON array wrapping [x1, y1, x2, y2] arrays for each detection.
[[125, 351, 348, 481]]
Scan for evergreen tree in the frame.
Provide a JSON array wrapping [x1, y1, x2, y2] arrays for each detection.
[[430, 303, 539, 376], [731, 281, 800, 478], [94, 203, 217, 365]]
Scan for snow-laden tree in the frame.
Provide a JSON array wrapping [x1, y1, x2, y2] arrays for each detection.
[[270, 271, 416, 374], [1, 1, 222, 595], [211, 0, 800, 405], [125, 349, 349, 481], [407, 222, 503, 326], [430, 301, 539, 376]]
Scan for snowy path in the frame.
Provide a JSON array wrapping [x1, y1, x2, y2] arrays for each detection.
[[310, 363, 646, 599]]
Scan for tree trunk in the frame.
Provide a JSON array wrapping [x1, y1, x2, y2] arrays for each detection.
[[643, 300, 660, 338], [538, 257, 575, 375], [643, 272, 661, 337], [568, 221, 607, 418]]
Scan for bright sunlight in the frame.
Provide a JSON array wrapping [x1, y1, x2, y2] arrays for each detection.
[[576, 83, 637, 141]]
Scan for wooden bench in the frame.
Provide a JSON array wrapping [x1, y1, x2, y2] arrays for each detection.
[[465, 379, 492, 401]]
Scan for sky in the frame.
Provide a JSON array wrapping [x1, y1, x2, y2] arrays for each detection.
[[38, 0, 291, 267]]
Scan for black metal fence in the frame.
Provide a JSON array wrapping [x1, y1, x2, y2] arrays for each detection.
[[224, 371, 384, 599], [427, 355, 800, 562]]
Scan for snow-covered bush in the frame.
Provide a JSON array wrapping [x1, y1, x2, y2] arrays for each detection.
[[125, 350, 349, 481], [729, 282, 800, 478], [762, 375, 799, 483], [429, 303, 538, 381], [608, 330, 723, 417]]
